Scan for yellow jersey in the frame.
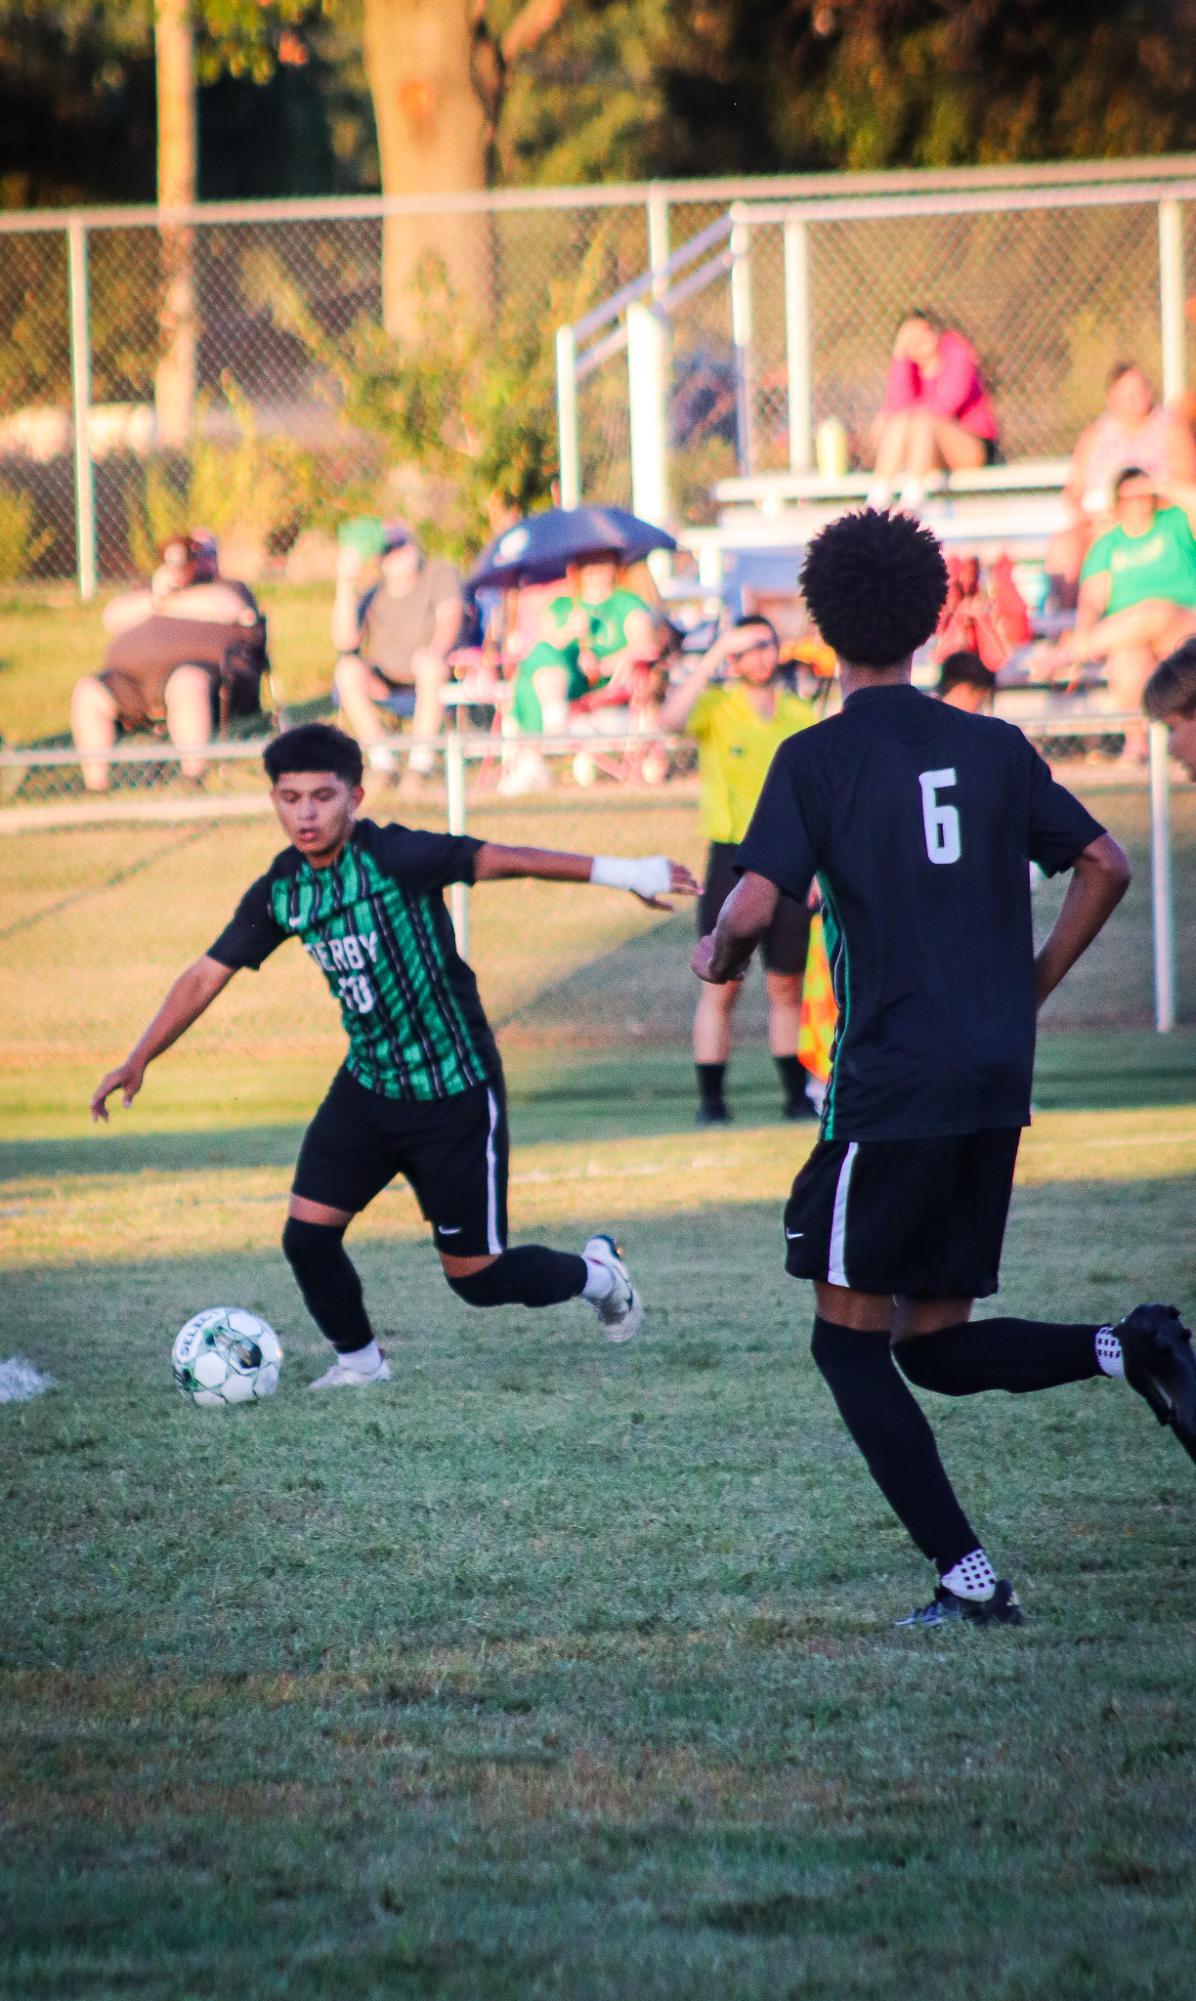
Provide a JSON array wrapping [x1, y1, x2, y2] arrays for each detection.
[[689, 682, 816, 844]]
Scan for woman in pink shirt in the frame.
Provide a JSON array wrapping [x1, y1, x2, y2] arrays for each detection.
[[868, 310, 999, 509]]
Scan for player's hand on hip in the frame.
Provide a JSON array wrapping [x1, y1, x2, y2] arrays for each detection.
[[692, 933, 740, 983], [90, 1061, 144, 1123]]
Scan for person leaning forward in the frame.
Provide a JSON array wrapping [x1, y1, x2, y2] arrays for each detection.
[[70, 531, 267, 792], [331, 521, 463, 795]]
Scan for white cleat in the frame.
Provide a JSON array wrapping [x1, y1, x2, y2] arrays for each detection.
[[583, 1234, 642, 1344], [307, 1349, 391, 1390]]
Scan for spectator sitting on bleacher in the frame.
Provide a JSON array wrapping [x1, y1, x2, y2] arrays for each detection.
[[501, 555, 659, 794], [934, 553, 1031, 676], [1035, 469, 1196, 763], [1045, 362, 1196, 609], [71, 531, 267, 793], [937, 649, 996, 713], [866, 309, 998, 512], [332, 521, 463, 794]]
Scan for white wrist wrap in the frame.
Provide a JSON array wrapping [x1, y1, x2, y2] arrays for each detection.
[[590, 854, 671, 898]]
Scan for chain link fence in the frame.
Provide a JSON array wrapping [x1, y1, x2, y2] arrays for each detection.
[[1, 731, 1191, 1130], [3, 166, 1194, 592]]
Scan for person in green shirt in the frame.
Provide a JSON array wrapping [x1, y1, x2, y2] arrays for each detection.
[[660, 616, 818, 1125], [504, 555, 660, 794], [1036, 469, 1196, 761]]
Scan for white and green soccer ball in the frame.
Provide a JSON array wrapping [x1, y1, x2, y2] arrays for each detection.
[[171, 1308, 282, 1407]]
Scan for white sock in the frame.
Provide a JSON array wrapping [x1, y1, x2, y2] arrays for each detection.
[[941, 1548, 997, 1602], [367, 743, 397, 773], [340, 1338, 382, 1374], [864, 480, 892, 510], [582, 1258, 615, 1303], [407, 749, 435, 777], [1095, 1325, 1125, 1378]]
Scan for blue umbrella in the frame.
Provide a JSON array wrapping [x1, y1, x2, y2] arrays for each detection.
[[469, 505, 676, 591]]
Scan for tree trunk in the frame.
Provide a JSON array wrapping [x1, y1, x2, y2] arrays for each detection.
[[154, 0, 197, 449], [361, 0, 495, 337]]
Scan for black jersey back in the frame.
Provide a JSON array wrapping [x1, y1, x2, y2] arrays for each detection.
[[737, 684, 1105, 1140]]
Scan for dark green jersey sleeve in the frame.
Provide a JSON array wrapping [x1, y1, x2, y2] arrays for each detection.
[[207, 871, 289, 971]]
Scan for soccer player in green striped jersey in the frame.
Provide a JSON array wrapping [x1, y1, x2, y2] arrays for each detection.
[[92, 723, 697, 1386]]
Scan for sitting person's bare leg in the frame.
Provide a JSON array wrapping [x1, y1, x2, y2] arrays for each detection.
[[164, 664, 216, 782], [333, 653, 398, 774], [70, 675, 120, 793], [930, 416, 988, 472], [872, 409, 916, 483], [406, 644, 448, 785]]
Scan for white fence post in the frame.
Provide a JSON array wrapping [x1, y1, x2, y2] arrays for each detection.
[[556, 324, 581, 508], [783, 217, 812, 472], [1158, 198, 1187, 408], [444, 725, 470, 959], [626, 301, 670, 526], [67, 219, 97, 603], [730, 214, 755, 477], [647, 185, 670, 302], [1148, 720, 1176, 1033]]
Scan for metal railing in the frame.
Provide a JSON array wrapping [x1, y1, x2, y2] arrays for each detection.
[[2, 160, 1195, 600], [556, 170, 1196, 527]]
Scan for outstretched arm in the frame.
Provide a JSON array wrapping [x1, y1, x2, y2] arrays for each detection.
[[473, 843, 697, 912], [692, 870, 780, 983], [1034, 834, 1131, 1008], [90, 955, 237, 1121]]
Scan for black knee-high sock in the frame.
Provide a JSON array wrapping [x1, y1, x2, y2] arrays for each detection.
[[896, 1320, 1103, 1396], [282, 1216, 374, 1354], [774, 1053, 807, 1111], [696, 1062, 728, 1115], [811, 1316, 980, 1573], [446, 1245, 587, 1308]]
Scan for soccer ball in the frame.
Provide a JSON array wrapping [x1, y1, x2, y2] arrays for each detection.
[[171, 1307, 282, 1407]]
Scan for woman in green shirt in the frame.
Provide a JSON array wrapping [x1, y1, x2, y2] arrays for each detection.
[[1037, 470, 1196, 760]]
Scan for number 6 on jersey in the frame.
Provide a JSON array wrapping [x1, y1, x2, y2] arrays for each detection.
[[919, 767, 961, 865]]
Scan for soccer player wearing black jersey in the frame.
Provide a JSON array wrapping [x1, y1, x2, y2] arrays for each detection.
[[695, 509, 1196, 1626], [92, 724, 697, 1386]]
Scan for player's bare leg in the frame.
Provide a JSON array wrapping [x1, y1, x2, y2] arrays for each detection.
[[693, 977, 739, 1124]]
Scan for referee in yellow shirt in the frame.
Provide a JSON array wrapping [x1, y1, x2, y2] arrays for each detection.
[[661, 616, 817, 1125]]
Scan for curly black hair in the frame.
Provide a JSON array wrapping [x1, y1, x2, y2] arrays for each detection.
[[800, 508, 950, 668], [263, 722, 363, 787]]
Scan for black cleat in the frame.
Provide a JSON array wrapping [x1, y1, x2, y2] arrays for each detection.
[[896, 1580, 1025, 1629], [695, 1103, 733, 1127], [782, 1096, 820, 1122], [1118, 1303, 1196, 1466]]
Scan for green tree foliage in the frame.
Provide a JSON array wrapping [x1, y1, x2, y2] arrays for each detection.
[[4, 0, 1193, 212]]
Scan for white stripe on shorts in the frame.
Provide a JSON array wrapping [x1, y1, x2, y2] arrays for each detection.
[[827, 1141, 859, 1288], [485, 1088, 505, 1255]]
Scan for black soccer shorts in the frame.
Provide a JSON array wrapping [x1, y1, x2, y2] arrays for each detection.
[[699, 842, 810, 976], [782, 1127, 1022, 1299], [293, 1067, 509, 1256]]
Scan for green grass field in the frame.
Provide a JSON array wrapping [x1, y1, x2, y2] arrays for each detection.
[[3, 761, 1196, 1997], [2, 1042, 1196, 2000]]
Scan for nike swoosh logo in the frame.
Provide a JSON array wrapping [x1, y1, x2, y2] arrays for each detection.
[[785, 1229, 804, 1240], [439, 1226, 463, 1236]]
